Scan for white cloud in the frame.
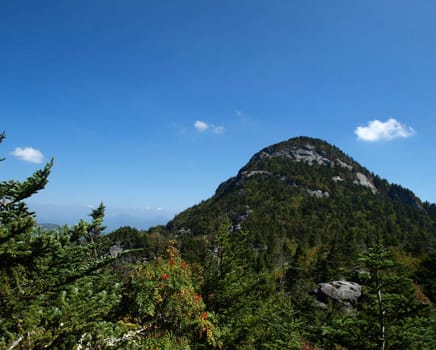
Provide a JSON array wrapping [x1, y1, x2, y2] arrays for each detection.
[[194, 120, 224, 134], [194, 120, 209, 132], [11, 147, 44, 163], [354, 118, 415, 142]]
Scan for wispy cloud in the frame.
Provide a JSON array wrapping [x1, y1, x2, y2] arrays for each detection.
[[235, 110, 246, 118], [212, 126, 224, 134], [194, 120, 224, 134], [194, 120, 209, 132], [354, 118, 415, 142], [11, 147, 44, 163]]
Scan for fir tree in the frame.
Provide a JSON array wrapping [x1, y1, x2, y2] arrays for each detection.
[[203, 225, 301, 349], [0, 134, 121, 348], [321, 245, 435, 349]]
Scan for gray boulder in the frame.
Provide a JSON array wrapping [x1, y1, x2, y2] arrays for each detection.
[[314, 281, 362, 305]]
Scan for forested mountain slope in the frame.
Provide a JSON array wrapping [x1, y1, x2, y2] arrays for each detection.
[[167, 136, 435, 267]]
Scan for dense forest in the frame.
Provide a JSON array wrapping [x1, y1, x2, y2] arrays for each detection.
[[1, 133, 435, 349]]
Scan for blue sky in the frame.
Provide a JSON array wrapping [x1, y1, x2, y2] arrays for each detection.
[[1, 1, 435, 229]]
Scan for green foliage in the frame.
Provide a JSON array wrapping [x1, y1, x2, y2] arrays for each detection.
[[0, 220, 122, 348], [203, 225, 301, 349], [107, 225, 169, 261], [0, 134, 221, 349], [120, 241, 221, 348], [415, 248, 436, 303], [0, 135, 121, 348], [320, 246, 435, 349]]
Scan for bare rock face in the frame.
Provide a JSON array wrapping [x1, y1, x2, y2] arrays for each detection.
[[240, 170, 272, 178], [258, 144, 334, 166], [306, 189, 330, 198], [314, 281, 362, 305], [336, 159, 353, 170], [354, 172, 378, 194], [332, 176, 344, 182]]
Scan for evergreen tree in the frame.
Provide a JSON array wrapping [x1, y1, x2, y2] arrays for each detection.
[[415, 248, 436, 303], [321, 245, 435, 349], [358, 246, 435, 349], [0, 133, 54, 347], [203, 225, 301, 349], [0, 134, 121, 348]]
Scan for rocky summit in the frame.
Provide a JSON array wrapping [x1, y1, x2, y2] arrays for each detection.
[[249, 137, 377, 194], [167, 136, 435, 267]]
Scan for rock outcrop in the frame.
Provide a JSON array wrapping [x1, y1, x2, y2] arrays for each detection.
[[336, 159, 353, 170], [354, 172, 378, 194], [306, 189, 330, 198], [255, 141, 379, 194], [314, 281, 362, 305], [258, 143, 334, 166]]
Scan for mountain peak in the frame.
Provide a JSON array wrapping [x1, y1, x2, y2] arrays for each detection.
[[167, 136, 433, 255]]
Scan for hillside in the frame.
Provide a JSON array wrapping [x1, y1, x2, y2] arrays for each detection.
[[166, 137, 435, 268]]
